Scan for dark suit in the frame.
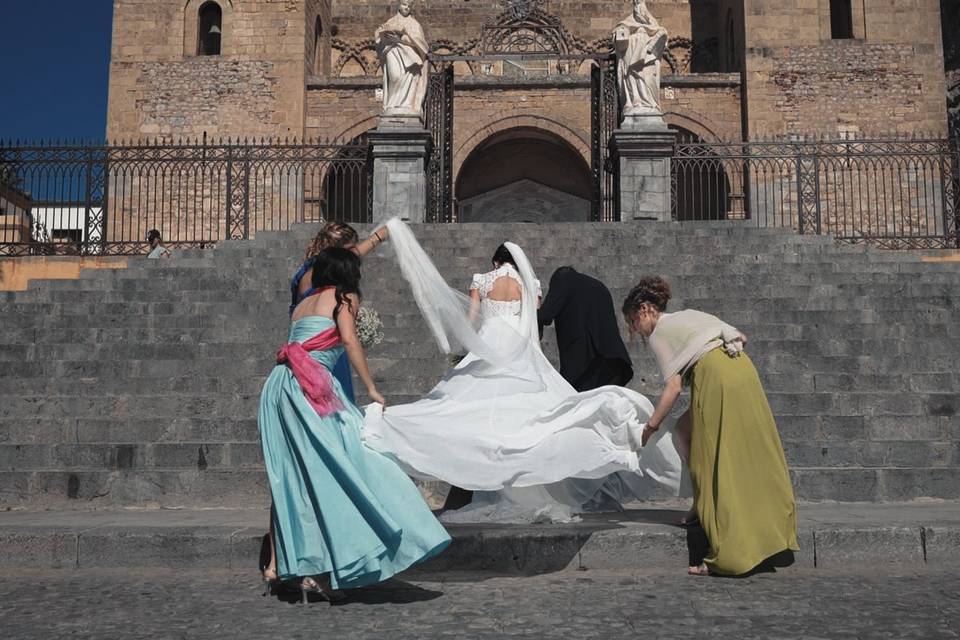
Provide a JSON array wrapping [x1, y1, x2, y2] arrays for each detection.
[[537, 267, 633, 391]]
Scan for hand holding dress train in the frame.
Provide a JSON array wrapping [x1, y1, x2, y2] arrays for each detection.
[[360, 220, 683, 523]]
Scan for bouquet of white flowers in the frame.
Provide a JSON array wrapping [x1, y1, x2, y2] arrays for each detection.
[[356, 307, 385, 348]]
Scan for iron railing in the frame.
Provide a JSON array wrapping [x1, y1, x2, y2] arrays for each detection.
[[3, 135, 959, 256], [425, 63, 454, 223], [671, 136, 960, 249], [0, 138, 371, 256], [590, 57, 620, 222]]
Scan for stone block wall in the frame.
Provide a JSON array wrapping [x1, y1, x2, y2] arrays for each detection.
[[661, 76, 742, 140], [742, 0, 948, 138], [305, 83, 380, 140], [323, 1, 720, 81], [326, 0, 714, 49], [106, 0, 952, 144], [453, 84, 593, 178], [107, 0, 309, 141]]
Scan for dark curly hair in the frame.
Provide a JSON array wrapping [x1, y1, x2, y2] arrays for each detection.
[[491, 244, 518, 269], [304, 221, 360, 261], [311, 247, 362, 320], [622, 276, 672, 316]]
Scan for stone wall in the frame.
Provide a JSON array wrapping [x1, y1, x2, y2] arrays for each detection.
[[661, 75, 741, 141], [453, 84, 593, 180], [324, 1, 720, 81], [107, 0, 951, 144], [107, 0, 308, 141], [326, 0, 714, 49], [305, 83, 380, 140], [742, 0, 948, 138]]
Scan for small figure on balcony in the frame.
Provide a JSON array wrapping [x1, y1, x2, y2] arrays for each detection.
[[614, 0, 669, 117], [375, 0, 429, 118]]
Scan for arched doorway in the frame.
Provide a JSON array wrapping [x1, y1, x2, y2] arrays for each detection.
[[670, 125, 733, 221], [455, 127, 593, 222], [303, 132, 370, 224]]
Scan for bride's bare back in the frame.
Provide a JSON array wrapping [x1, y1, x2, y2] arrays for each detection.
[[487, 274, 523, 302]]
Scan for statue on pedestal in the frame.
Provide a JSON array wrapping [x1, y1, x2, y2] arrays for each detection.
[[614, 0, 668, 117], [375, 0, 429, 118]]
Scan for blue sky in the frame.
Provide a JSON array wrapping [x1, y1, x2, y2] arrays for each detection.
[[0, 1, 113, 141]]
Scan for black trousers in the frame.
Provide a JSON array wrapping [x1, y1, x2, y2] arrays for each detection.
[[686, 521, 710, 567]]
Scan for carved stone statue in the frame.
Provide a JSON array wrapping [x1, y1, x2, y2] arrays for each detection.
[[614, 0, 668, 117], [375, 0, 429, 118]]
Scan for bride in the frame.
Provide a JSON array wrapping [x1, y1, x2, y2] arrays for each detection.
[[362, 219, 683, 523]]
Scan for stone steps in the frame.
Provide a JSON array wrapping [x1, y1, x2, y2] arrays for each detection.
[[5, 502, 960, 572], [2, 437, 957, 470], [1, 222, 958, 507], [0, 386, 955, 407], [2, 369, 957, 394], [3, 468, 960, 508], [2, 414, 956, 448]]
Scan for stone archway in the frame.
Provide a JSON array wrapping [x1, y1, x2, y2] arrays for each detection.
[[669, 124, 733, 221], [455, 127, 593, 222]]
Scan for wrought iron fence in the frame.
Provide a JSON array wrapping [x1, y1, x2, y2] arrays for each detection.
[[0, 138, 371, 257], [671, 137, 960, 249], [3, 135, 959, 256]]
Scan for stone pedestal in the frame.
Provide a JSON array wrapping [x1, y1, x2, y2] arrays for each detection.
[[368, 115, 431, 224], [612, 114, 676, 222]]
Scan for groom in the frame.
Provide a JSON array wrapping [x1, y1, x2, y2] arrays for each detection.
[[538, 266, 633, 391]]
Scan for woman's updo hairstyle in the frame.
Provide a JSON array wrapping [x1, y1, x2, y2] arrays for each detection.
[[491, 244, 518, 269], [304, 221, 360, 261], [622, 276, 672, 316]]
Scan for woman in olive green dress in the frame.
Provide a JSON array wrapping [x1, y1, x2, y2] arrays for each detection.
[[622, 277, 798, 576]]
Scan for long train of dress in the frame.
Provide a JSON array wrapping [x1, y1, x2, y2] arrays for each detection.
[[360, 221, 683, 523]]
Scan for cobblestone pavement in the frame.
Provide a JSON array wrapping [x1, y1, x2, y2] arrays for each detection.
[[0, 567, 957, 640]]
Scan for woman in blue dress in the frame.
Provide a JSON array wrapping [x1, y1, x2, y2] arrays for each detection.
[[262, 247, 449, 601], [289, 221, 390, 402]]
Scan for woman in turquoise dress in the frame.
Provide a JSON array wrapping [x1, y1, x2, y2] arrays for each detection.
[[289, 221, 390, 403], [262, 247, 450, 601]]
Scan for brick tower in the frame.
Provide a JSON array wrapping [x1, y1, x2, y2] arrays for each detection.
[[106, 0, 315, 141]]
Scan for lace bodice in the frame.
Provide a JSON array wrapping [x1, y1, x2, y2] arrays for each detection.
[[470, 265, 541, 318]]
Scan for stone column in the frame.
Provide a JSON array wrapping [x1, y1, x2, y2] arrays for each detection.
[[368, 116, 431, 223], [612, 114, 676, 222]]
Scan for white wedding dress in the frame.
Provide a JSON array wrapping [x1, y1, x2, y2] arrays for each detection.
[[361, 220, 683, 523]]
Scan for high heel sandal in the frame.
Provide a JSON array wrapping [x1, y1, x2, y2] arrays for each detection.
[[261, 568, 279, 596], [300, 575, 345, 604]]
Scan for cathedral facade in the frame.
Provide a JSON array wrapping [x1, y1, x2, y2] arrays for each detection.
[[105, 0, 951, 223]]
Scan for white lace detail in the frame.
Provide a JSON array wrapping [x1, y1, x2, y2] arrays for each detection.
[[481, 297, 522, 317], [470, 264, 542, 318]]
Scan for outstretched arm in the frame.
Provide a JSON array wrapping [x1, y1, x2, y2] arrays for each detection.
[[643, 373, 683, 445], [351, 226, 390, 258], [337, 294, 385, 406]]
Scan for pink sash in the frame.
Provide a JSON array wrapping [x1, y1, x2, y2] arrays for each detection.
[[276, 326, 344, 417]]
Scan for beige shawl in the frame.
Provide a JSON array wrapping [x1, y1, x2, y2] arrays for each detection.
[[647, 309, 744, 380]]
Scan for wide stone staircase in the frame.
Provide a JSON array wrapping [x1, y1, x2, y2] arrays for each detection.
[[2, 222, 960, 513]]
